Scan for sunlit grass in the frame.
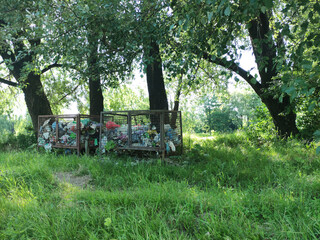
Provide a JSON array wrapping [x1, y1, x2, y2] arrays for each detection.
[[0, 131, 320, 239]]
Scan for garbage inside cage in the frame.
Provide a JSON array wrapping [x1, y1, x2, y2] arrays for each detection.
[[99, 110, 183, 155], [38, 114, 100, 154]]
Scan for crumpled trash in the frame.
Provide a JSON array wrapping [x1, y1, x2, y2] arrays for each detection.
[[106, 121, 120, 129], [168, 141, 176, 152], [38, 137, 45, 146], [43, 132, 50, 140], [42, 118, 51, 127], [44, 143, 52, 152]]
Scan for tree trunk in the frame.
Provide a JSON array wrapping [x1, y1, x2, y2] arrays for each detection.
[[89, 75, 103, 116], [87, 26, 104, 116], [261, 95, 299, 137], [22, 72, 53, 132], [144, 40, 169, 130], [247, 11, 299, 137], [145, 41, 169, 111]]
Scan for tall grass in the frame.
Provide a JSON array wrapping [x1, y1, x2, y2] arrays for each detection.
[[0, 131, 320, 239]]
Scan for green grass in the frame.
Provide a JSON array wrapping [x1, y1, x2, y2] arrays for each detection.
[[1, 131, 320, 239]]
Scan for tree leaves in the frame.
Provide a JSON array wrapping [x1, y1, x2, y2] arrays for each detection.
[[301, 60, 313, 71], [207, 11, 213, 22], [224, 6, 230, 16], [263, 0, 273, 9]]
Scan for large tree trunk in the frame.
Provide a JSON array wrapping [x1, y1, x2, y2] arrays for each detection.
[[143, 40, 169, 130], [247, 12, 299, 137], [261, 95, 299, 136], [89, 75, 103, 116], [87, 26, 104, 116], [87, 47, 103, 116], [145, 41, 169, 111], [22, 72, 53, 132]]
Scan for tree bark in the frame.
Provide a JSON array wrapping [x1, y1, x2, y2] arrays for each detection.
[[87, 44, 103, 116], [261, 95, 299, 136], [143, 40, 169, 129], [89, 74, 104, 116], [145, 41, 169, 111], [22, 72, 53, 132], [87, 24, 104, 116]]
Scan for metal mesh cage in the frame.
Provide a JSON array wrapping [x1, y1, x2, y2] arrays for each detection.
[[100, 110, 182, 155], [38, 114, 100, 154]]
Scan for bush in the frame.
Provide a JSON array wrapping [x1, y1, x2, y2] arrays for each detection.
[[0, 133, 36, 151]]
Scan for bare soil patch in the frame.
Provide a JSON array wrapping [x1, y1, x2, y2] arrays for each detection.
[[54, 172, 92, 188]]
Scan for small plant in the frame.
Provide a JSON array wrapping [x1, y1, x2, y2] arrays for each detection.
[[105, 141, 116, 152]]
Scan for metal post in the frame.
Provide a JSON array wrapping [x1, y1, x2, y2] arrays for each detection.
[[160, 112, 165, 159], [128, 111, 132, 147], [99, 112, 102, 156], [37, 116, 40, 152], [76, 114, 80, 156]]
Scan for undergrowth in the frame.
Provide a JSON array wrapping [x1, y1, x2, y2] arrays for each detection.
[[0, 131, 320, 239]]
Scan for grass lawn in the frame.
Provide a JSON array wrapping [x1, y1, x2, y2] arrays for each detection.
[[0, 132, 320, 239]]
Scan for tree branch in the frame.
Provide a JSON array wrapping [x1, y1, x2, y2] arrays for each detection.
[[41, 63, 63, 74], [0, 77, 18, 87], [52, 84, 80, 104], [202, 52, 262, 95]]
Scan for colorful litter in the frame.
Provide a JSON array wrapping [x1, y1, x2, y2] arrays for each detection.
[[38, 111, 182, 156], [38, 114, 100, 153]]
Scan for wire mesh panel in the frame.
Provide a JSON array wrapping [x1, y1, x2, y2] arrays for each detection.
[[100, 110, 182, 155], [38, 116, 58, 151], [164, 111, 183, 154], [38, 114, 100, 154], [100, 112, 129, 152]]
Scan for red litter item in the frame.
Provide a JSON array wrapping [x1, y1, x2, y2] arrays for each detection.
[[106, 121, 120, 129]]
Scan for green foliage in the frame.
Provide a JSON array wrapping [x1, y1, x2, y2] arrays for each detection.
[[0, 133, 36, 151], [296, 98, 320, 139], [0, 116, 14, 136], [0, 133, 320, 239], [205, 106, 241, 133], [245, 104, 276, 141], [104, 141, 116, 152], [0, 115, 36, 151], [103, 84, 149, 111], [0, 87, 18, 116], [182, 88, 265, 133]]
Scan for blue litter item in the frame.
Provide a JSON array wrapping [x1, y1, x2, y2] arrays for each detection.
[[166, 142, 170, 153]]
